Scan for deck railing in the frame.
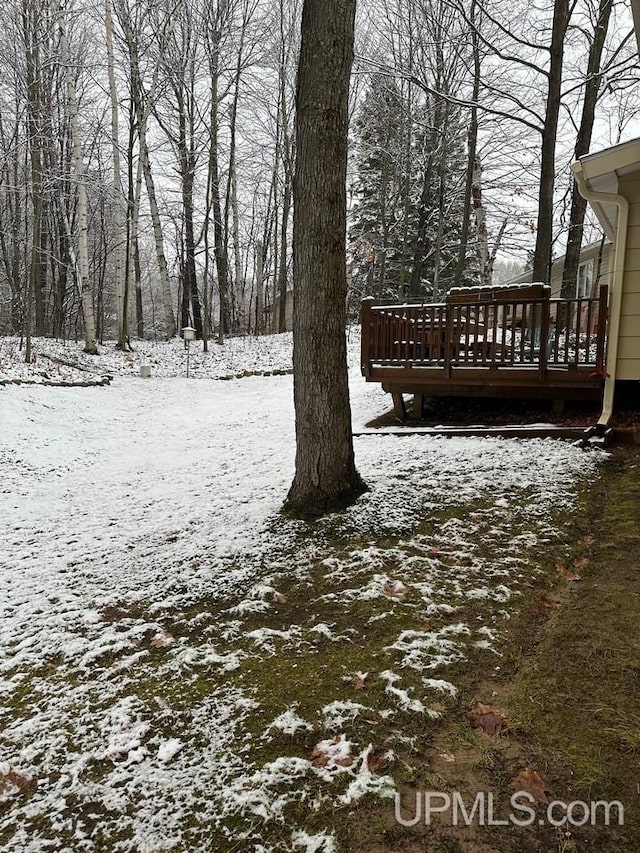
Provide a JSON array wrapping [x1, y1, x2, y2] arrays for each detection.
[[361, 285, 608, 377]]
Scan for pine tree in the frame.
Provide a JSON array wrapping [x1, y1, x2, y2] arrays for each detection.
[[350, 75, 470, 303], [350, 74, 408, 301]]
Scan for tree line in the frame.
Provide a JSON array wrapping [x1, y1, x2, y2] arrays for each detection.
[[0, 0, 637, 354]]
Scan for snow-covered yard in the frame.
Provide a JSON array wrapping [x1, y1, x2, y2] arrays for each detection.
[[0, 333, 603, 851]]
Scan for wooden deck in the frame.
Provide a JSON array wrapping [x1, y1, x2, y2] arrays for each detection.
[[360, 285, 608, 414]]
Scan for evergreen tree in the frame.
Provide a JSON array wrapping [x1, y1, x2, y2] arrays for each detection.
[[350, 74, 470, 303], [350, 74, 408, 301]]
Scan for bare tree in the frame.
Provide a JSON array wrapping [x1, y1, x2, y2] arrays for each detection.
[[58, 0, 97, 353], [561, 0, 614, 296]]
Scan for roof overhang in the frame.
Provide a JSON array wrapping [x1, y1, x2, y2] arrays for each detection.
[[632, 0, 640, 54], [571, 137, 640, 240]]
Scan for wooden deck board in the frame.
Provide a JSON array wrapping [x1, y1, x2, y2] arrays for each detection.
[[360, 288, 608, 407]]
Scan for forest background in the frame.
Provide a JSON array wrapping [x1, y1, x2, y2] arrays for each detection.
[[0, 0, 638, 352]]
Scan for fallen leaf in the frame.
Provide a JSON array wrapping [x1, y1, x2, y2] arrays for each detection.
[[510, 767, 549, 803], [272, 592, 287, 604], [350, 671, 369, 690], [573, 556, 590, 569], [311, 735, 353, 769], [362, 744, 384, 773], [577, 535, 594, 548], [556, 564, 581, 582], [383, 580, 409, 600], [429, 702, 447, 715], [151, 630, 175, 649], [0, 768, 37, 795], [538, 593, 560, 611], [439, 751, 456, 763], [467, 702, 507, 735]]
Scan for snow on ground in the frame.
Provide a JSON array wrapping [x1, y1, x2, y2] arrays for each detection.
[[0, 330, 604, 851], [0, 331, 299, 384]]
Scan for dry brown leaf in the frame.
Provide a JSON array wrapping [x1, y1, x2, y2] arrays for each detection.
[[510, 767, 549, 803], [467, 702, 507, 735], [151, 630, 175, 649], [538, 593, 560, 611], [365, 749, 385, 773], [577, 535, 594, 548], [272, 592, 287, 604], [350, 671, 369, 690], [0, 768, 37, 795], [311, 736, 353, 768], [556, 564, 582, 582], [383, 580, 409, 600], [573, 556, 590, 569]]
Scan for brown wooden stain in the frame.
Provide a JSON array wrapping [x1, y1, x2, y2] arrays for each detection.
[[360, 287, 608, 407]]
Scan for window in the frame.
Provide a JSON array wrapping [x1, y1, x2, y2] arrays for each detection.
[[576, 259, 594, 299]]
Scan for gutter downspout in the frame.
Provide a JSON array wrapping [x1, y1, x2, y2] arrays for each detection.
[[571, 161, 629, 428]]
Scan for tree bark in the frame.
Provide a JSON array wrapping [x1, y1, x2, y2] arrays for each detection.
[[284, 0, 366, 519], [105, 0, 128, 349], [472, 156, 489, 283], [531, 0, 570, 283], [58, 3, 97, 354], [453, 0, 480, 288], [561, 0, 613, 298], [122, 13, 176, 339], [206, 15, 231, 342]]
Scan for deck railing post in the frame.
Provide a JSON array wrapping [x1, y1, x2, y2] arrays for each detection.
[[361, 297, 374, 377], [539, 298, 550, 380], [444, 302, 453, 376]]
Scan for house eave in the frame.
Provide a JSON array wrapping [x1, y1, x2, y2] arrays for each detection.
[[571, 138, 640, 240], [632, 0, 640, 54]]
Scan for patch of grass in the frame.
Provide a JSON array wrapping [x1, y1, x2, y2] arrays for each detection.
[[507, 447, 640, 848]]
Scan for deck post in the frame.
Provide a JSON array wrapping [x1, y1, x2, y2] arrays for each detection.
[[539, 298, 550, 380], [392, 392, 407, 419], [361, 297, 374, 377], [444, 302, 453, 378], [410, 393, 425, 421]]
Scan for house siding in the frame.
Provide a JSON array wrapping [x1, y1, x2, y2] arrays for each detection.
[[617, 173, 640, 380], [504, 242, 612, 298]]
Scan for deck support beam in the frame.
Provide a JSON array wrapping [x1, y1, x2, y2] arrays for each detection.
[[410, 393, 425, 421], [391, 392, 407, 420]]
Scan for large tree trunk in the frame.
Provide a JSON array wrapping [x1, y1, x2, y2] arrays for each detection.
[[176, 88, 203, 339], [105, 0, 128, 349], [255, 238, 265, 334], [561, 0, 613, 298], [23, 0, 46, 347], [206, 22, 231, 342], [58, 4, 97, 354], [124, 24, 176, 339], [284, 0, 366, 519], [453, 0, 480, 288], [472, 156, 489, 284], [531, 0, 570, 283]]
